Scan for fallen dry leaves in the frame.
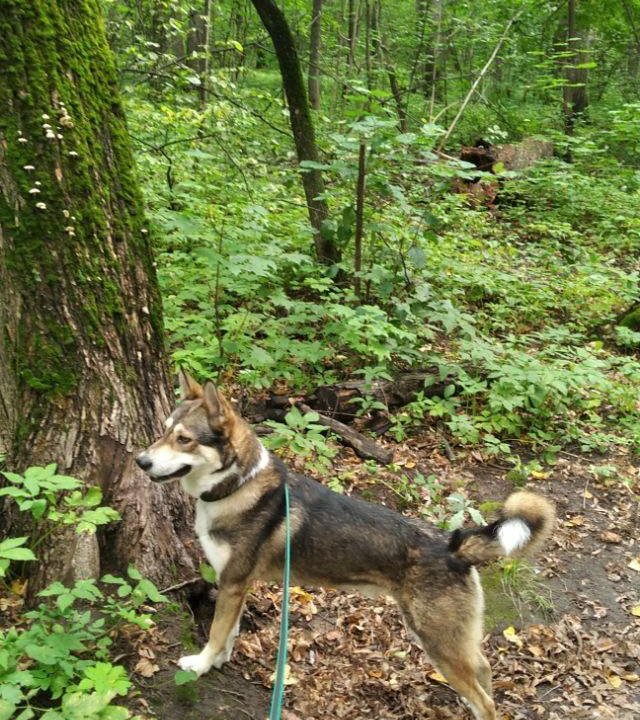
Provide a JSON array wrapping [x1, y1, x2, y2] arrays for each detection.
[[230, 446, 639, 719]]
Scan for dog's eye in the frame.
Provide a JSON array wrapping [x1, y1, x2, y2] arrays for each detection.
[[176, 434, 192, 445]]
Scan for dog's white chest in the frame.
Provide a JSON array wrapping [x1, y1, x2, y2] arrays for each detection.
[[194, 501, 231, 579]]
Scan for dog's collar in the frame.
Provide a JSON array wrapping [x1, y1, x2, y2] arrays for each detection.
[[199, 445, 270, 503], [199, 471, 241, 502]]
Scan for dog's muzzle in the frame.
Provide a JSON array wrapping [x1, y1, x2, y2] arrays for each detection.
[[135, 453, 192, 482]]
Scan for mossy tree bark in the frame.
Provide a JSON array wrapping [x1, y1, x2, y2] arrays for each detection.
[[0, 0, 197, 592], [250, 0, 341, 264]]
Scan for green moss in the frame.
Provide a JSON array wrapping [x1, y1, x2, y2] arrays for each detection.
[[0, 0, 166, 431], [479, 566, 521, 630], [478, 500, 502, 515]]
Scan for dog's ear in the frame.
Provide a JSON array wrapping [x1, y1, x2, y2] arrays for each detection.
[[202, 381, 234, 423], [178, 369, 202, 400]]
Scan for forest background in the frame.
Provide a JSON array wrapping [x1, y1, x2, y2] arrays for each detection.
[[0, 1, 639, 719]]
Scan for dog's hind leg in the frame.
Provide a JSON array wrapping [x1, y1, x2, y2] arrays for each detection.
[[399, 572, 496, 720], [406, 622, 496, 720], [424, 648, 496, 720], [475, 651, 493, 699], [178, 583, 247, 676]]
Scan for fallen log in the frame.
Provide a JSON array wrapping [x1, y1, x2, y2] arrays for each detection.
[[312, 369, 447, 422], [243, 369, 451, 463], [461, 137, 554, 174], [297, 403, 394, 465]]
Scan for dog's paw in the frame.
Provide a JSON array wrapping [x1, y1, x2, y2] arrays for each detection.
[[210, 648, 231, 669], [178, 653, 213, 676]]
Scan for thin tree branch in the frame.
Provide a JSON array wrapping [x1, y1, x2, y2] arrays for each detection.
[[438, 8, 524, 150]]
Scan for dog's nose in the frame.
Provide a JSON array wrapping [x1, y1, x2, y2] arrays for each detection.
[[136, 454, 152, 471]]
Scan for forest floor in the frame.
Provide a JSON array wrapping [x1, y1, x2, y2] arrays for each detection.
[[140, 433, 640, 720]]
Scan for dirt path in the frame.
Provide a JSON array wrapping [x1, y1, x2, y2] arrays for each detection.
[[146, 449, 639, 719]]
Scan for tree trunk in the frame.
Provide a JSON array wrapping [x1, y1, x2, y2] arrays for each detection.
[[199, 0, 213, 110], [563, 0, 589, 137], [354, 139, 366, 299], [308, 0, 323, 110], [0, 0, 196, 593], [250, 0, 340, 264], [347, 0, 359, 74]]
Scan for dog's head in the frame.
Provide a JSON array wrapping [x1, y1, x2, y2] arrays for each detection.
[[136, 372, 238, 483]]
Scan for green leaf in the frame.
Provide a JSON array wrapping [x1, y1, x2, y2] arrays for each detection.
[[49, 475, 81, 491], [78, 662, 131, 697], [82, 486, 103, 507], [0, 486, 27, 498], [116, 583, 132, 598], [39, 581, 67, 597], [0, 684, 22, 705], [56, 593, 75, 613], [0, 544, 36, 562], [136, 578, 167, 603], [24, 644, 59, 665], [0, 537, 30, 550], [1, 471, 24, 484], [30, 499, 47, 519], [126, 565, 142, 581], [40, 711, 65, 720], [299, 160, 330, 171], [100, 575, 125, 585], [199, 562, 217, 584], [99, 706, 130, 720], [23, 476, 39, 495], [174, 670, 198, 685], [72, 580, 103, 601], [407, 245, 426, 269], [0, 699, 17, 720]]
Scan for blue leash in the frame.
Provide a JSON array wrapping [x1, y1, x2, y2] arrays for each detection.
[[268, 482, 291, 720]]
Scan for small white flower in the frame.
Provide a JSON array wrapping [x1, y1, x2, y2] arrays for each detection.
[[45, 130, 56, 139], [62, 209, 70, 218], [68, 151, 78, 157], [42, 113, 50, 120], [141, 228, 148, 234], [56, 133, 63, 139], [35, 181, 41, 186], [23, 165, 35, 171], [64, 226, 74, 233], [35, 202, 47, 209], [42, 123, 51, 129], [28, 187, 40, 194], [18, 137, 28, 143], [60, 115, 74, 128]]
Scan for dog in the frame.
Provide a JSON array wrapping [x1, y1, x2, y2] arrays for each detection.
[[136, 373, 555, 720]]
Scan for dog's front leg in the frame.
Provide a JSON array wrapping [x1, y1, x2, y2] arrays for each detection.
[[178, 584, 246, 676]]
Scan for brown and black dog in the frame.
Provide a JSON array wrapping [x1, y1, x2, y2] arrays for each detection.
[[136, 373, 555, 720]]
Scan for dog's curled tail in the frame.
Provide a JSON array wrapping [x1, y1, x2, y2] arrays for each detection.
[[448, 491, 555, 565]]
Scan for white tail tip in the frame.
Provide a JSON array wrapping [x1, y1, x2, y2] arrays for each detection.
[[497, 518, 531, 555]]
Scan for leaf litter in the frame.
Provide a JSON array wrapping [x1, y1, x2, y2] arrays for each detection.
[[228, 442, 640, 719]]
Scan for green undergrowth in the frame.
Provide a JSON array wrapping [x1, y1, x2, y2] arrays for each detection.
[[0, 466, 170, 720], [126, 75, 640, 463]]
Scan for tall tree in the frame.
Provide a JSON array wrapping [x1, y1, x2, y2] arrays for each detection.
[[250, 0, 340, 264], [0, 0, 196, 590], [308, 0, 324, 110], [562, 0, 589, 136]]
